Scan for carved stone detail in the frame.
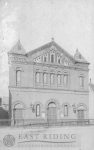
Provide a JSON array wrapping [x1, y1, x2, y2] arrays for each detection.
[[8, 55, 27, 64], [33, 49, 73, 67]]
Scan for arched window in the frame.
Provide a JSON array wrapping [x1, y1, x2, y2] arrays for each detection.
[[64, 105, 68, 116], [63, 74, 68, 86], [50, 73, 54, 84], [16, 70, 21, 86], [57, 55, 61, 64], [57, 74, 61, 85], [58, 58, 60, 64], [43, 53, 48, 63], [79, 76, 84, 87], [51, 54, 54, 63], [36, 72, 40, 83], [44, 56, 47, 62], [43, 73, 48, 84], [36, 104, 40, 117]]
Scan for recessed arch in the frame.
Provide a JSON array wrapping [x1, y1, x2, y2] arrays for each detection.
[[46, 99, 58, 123], [12, 101, 26, 109], [77, 103, 87, 111], [77, 103, 87, 119], [45, 99, 59, 109], [13, 101, 25, 125], [48, 102, 56, 108]]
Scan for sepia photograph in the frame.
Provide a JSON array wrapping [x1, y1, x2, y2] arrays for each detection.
[[0, 0, 94, 149]]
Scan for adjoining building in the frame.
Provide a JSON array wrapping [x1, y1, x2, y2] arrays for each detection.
[[89, 82, 94, 119], [8, 39, 89, 125], [0, 97, 9, 126], [2, 97, 9, 111]]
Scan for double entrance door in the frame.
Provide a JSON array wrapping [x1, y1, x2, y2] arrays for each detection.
[[47, 102, 57, 124], [77, 110, 85, 119], [13, 108, 23, 125]]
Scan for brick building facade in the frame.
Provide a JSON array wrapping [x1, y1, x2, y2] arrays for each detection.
[[8, 39, 89, 125]]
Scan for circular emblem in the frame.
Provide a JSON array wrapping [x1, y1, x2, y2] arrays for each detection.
[[3, 135, 15, 147]]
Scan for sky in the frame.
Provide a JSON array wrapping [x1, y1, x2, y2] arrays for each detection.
[[0, 0, 94, 96]]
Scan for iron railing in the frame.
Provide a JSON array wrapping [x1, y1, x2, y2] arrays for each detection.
[[0, 119, 94, 127]]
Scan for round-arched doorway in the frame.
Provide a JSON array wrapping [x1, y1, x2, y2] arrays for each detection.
[[77, 104, 87, 119], [47, 102, 57, 124], [13, 103, 24, 125]]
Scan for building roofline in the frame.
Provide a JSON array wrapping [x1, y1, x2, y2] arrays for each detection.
[[26, 40, 75, 62]]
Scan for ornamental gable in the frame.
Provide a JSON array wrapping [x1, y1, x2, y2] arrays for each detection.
[[34, 47, 73, 66], [8, 39, 89, 69], [27, 41, 74, 67]]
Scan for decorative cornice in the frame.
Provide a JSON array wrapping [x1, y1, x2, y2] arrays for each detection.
[[8, 56, 89, 71], [32, 62, 89, 72], [9, 86, 89, 94], [8, 54, 27, 64]]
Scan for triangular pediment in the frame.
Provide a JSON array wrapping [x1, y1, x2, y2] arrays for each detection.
[[26, 40, 75, 66]]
